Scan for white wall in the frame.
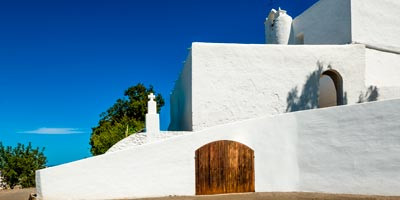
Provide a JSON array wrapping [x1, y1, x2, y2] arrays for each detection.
[[106, 131, 190, 153], [36, 99, 400, 200], [190, 43, 365, 131], [297, 100, 400, 195], [292, 0, 352, 45], [291, 0, 400, 48], [365, 49, 400, 87], [365, 49, 400, 101], [351, 0, 400, 50], [168, 52, 192, 131], [37, 113, 300, 200]]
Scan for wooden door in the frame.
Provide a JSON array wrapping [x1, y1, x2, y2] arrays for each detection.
[[195, 140, 255, 195]]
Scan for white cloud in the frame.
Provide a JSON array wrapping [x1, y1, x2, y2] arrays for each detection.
[[20, 128, 84, 134]]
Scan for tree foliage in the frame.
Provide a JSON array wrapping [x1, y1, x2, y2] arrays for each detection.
[[0, 142, 47, 189], [89, 83, 165, 155]]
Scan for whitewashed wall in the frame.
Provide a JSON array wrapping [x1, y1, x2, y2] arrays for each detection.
[[366, 49, 400, 88], [36, 99, 400, 200], [168, 53, 192, 131], [297, 100, 400, 195], [106, 131, 191, 153], [365, 49, 400, 101], [292, 0, 400, 49], [292, 0, 352, 45], [37, 113, 300, 200], [351, 0, 400, 50], [190, 43, 365, 131]]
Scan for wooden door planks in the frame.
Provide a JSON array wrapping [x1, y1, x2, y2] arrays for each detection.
[[195, 140, 255, 195]]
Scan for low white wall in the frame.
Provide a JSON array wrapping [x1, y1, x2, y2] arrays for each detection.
[[292, 0, 352, 45], [37, 99, 400, 200], [190, 43, 365, 131], [351, 0, 400, 50], [106, 131, 191, 153], [37, 112, 299, 200], [297, 100, 400, 195]]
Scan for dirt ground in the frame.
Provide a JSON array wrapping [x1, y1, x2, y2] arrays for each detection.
[[0, 188, 35, 200], [1, 190, 399, 200], [131, 192, 400, 200]]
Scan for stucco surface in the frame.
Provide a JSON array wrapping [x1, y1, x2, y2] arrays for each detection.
[[365, 49, 400, 88], [265, 9, 293, 45], [36, 99, 400, 200], [106, 131, 191, 153], [168, 53, 192, 131], [297, 101, 400, 195], [37, 115, 299, 200], [292, 0, 351, 45], [190, 43, 366, 131], [364, 49, 400, 101], [351, 0, 400, 50], [291, 0, 400, 49]]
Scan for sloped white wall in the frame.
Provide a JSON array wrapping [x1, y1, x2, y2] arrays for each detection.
[[292, 0, 352, 45], [297, 100, 400, 195], [106, 131, 190, 153], [36, 99, 400, 200], [190, 43, 365, 131], [37, 112, 300, 200]]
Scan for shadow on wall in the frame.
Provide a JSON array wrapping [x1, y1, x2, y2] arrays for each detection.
[[286, 61, 349, 112], [286, 63, 323, 112], [358, 86, 379, 103], [285, 61, 379, 112]]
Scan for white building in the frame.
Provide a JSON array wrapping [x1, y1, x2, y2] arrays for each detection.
[[36, 0, 400, 199]]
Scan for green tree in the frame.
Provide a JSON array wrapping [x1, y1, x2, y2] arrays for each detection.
[[89, 83, 165, 155], [0, 142, 47, 189]]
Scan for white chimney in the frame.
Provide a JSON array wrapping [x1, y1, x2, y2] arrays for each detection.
[[265, 8, 293, 44]]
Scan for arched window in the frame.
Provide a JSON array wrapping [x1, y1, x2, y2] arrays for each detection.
[[319, 70, 343, 108]]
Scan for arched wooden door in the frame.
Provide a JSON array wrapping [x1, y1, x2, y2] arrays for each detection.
[[195, 140, 255, 195]]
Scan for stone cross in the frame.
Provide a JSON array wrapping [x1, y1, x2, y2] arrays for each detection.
[[148, 93, 155, 101], [146, 92, 159, 137], [147, 93, 157, 114]]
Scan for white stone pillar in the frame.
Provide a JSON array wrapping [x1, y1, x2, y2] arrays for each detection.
[[265, 8, 293, 44], [145, 93, 160, 140]]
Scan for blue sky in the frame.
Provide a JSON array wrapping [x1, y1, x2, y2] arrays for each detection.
[[0, 0, 318, 166]]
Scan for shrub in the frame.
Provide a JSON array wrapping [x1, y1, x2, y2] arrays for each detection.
[[0, 142, 46, 189]]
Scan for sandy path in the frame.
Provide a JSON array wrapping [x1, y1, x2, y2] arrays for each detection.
[[1, 190, 399, 200], [130, 192, 400, 200], [0, 188, 35, 200]]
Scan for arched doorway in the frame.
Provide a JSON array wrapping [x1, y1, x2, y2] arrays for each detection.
[[319, 70, 343, 108], [195, 140, 255, 195]]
